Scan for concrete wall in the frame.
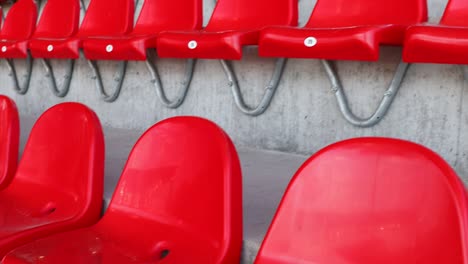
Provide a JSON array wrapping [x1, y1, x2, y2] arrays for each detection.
[[3, 0, 468, 180]]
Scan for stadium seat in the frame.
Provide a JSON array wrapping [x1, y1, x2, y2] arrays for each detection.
[[79, 0, 202, 105], [2, 117, 243, 264], [156, 0, 297, 60], [82, 0, 202, 61], [27, 0, 81, 97], [255, 138, 468, 264], [259, 0, 427, 61], [78, 0, 134, 60], [28, 0, 81, 59], [0, 95, 18, 190], [0, 103, 104, 257], [28, 0, 133, 60], [0, 0, 37, 59], [404, 0, 468, 64]]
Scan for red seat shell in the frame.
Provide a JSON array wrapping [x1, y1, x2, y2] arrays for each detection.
[[259, 0, 427, 61], [255, 138, 468, 264], [81, 0, 202, 61], [0, 0, 37, 58], [156, 0, 298, 60], [0, 96, 18, 190], [2, 117, 243, 264], [404, 0, 468, 64], [0, 103, 104, 257], [28, 0, 81, 59]]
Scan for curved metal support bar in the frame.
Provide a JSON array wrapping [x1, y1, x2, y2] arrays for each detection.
[[321, 59, 410, 128], [5, 53, 33, 95], [145, 50, 195, 109], [80, 0, 86, 11], [220, 58, 287, 116], [87, 59, 128, 103], [41, 59, 75, 98]]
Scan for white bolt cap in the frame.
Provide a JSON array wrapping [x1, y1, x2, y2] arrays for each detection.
[[304, 37, 317, 47], [188, 40, 197, 50]]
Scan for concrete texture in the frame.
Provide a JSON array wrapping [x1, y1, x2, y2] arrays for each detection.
[[18, 115, 307, 264]]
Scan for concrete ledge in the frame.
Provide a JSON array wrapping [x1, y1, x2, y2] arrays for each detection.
[[19, 115, 308, 264]]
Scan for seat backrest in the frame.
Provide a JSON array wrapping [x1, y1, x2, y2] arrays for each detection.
[[255, 138, 468, 264], [205, 0, 297, 31], [306, 0, 427, 28], [440, 0, 468, 26], [107, 117, 242, 262], [0, 96, 18, 190], [33, 0, 80, 39], [132, 0, 202, 35], [14, 103, 104, 214], [0, 0, 37, 40], [79, 0, 134, 37]]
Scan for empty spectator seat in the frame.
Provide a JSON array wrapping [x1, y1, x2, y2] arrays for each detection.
[[259, 0, 427, 61], [0, 103, 104, 257], [404, 0, 468, 64], [82, 0, 202, 61], [0, 0, 37, 58], [156, 0, 297, 60], [2, 117, 242, 264], [255, 138, 468, 264], [28, 0, 81, 59]]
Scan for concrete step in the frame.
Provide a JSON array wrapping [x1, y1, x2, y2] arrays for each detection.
[[19, 115, 308, 264]]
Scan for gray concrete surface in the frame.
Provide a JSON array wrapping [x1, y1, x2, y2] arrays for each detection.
[[19, 115, 307, 263]]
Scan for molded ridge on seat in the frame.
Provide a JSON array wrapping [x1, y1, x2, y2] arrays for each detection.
[[28, 0, 81, 59], [0, 0, 37, 58], [255, 138, 468, 264], [156, 0, 298, 60], [0, 103, 104, 257], [2, 117, 243, 264], [0, 96, 18, 190], [403, 0, 468, 64], [259, 0, 427, 61], [82, 0, 203, 61]]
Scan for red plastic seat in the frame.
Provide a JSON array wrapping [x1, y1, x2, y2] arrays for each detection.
[[0, 0, 37, 58], [28, 0, 81, 59], [0, 103, 104, 257], [27, 0, 134, 60], [2, 117, 243, 264], [255, 138, 468, 264], [156, 0, 297, 60], [82, 0, 202, 61], [404, 0, 468, 64], [259, 0, 427, 61], [0, 96, 18, 190], [78, 0, 134, 60]]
